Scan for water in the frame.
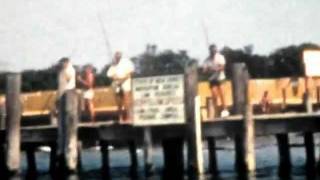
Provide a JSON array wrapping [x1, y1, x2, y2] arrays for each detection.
[[10, 133, 320, 179]]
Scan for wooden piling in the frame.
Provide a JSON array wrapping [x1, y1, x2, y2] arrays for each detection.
[[207, 137, 218, 175], [26, 145, 37, 174], [162, 138, 184, 178], [49, 143, 57, 173], [143, 127, 154, 176], [276, 134, 291, 175], [185, 63, 204, 175], [244, 105, 255, 172], [231, 63, 255, 173], [57, 90, 79, 173], [304, 132, 315, 169], [128, 140, 138, 177], [100, 140, 110, 177], [5, 73, 22, 174], [77, 141, 83, 171]]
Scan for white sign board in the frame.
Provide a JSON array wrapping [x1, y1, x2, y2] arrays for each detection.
[[303, 50, 320, 77], [132, 74, 185, 126]]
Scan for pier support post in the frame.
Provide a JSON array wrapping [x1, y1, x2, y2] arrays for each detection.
[[143, 127, 154, 176], [304, 132, 315, 171], [276, 133, 291, 175], [77, 141, 83, 171], [100, 141, 110, 177], [163, 138, 184, 178], [186, 63, 204, 175], [128, 140, 138, 177], [57, 90, 79, 173], [207, 137, 218, 175], [231, 63, 255, 173], [49, 143, 57, 173], [5, 73, 22, 174], [26, 145, 37, 174]]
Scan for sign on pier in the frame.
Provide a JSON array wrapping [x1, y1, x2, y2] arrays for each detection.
[[132, 74, 185, 126]]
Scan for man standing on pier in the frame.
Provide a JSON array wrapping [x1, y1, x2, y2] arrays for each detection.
[[203, 44, 229, 117], [107, 51, 135, 123], [58, 57, 76, 98]]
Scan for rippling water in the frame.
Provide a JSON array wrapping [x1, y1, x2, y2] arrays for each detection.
[[9, 133, 320, 180]]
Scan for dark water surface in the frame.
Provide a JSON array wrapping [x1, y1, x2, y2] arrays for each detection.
[[9, 134, 320, 180]]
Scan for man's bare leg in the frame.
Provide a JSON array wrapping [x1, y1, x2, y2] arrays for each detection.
[[115, 94, 124, 123]]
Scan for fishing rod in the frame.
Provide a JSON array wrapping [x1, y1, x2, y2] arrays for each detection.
[[97, 12, 113, 61]]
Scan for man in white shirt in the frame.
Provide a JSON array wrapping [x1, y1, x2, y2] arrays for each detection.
[[58, 57, 76, 98], [203, 44, 229, 117], [107, 51, 135, 123]]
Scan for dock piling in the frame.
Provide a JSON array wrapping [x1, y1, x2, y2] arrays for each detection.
[[100, 140, 110, 177], [57, 90, 79, 173], [304, 132, 315, 170], [276, 133, 291, 175], [128, 140, 138, 177], [143, 127, 154, 176], [163, 137, 184, 177], [49, 143, 57, 173], [186, 63, 204, 175], [5, 73, 22, 174], [26, 145, 37, 174], [207, 137, 218, 175], [231, 63, 255, 173]]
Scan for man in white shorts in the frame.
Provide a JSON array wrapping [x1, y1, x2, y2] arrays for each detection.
[[203, 45, 229, 117], [107, 51, 135, 123]]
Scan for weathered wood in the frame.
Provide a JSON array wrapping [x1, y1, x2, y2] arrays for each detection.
[[162, 138, 184, 178], [276, 133, 291, 175], [143, 127, 154, 176], [231, 63, 247, 114], [207, 137, 218, 175], [185, 63, 203, 174], [304, 132, 315, 169], [244, 105, 255, 172], [5, 73, 22, 174], [128, 140, 138, 177], [57, 90, 79, 173], [100, 141, 110, 177], [231, 63, 255, 173], [231, 64, 246, 174]]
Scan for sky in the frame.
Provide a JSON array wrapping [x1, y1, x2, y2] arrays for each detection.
[[0, 0, 319, 71]]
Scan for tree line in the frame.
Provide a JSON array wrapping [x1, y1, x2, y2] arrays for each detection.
[[0, 42, 318, 93]]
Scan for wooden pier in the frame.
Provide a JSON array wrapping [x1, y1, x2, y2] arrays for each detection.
[[1, 63, 320, 178]]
